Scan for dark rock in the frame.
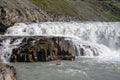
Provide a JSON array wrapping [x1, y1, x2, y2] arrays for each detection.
[[0, 23, 7, 32], [80, 48, 85, 56], [10, 36, 76, 62], [58, 55, 75, 61]]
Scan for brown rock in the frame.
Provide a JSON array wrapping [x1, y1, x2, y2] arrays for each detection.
[[10, 36, 76, 62], [0, 63, 16, 80]]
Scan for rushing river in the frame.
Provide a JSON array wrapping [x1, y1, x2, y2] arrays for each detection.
[[11, 58, 120, 80], [0, 22, 120, 80]]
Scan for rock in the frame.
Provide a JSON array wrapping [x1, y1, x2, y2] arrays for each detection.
[[10, 36, 76, 62], [0, 0, 79, 31], [0, 0, 119, 31], [58, 55, 75, 61], [80, 48, 85, 56], [0, 63, 16, 80], [0, 23, 7, 32]]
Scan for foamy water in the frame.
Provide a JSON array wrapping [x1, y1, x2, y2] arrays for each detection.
[[12, 58, 120, 80], [0, 22, 120, 62]]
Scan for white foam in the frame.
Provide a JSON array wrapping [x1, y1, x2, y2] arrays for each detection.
[[57, 68, 88, 77], [0, 38, 23, 63], [0, 22, 120, 62], [5, 22, 120, 49]]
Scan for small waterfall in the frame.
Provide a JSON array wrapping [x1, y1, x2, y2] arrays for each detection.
[[0, 22, 120, 62], [0, 37, 23, 62]]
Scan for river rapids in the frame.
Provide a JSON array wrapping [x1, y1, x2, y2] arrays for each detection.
[[0, 22, 120, 63]]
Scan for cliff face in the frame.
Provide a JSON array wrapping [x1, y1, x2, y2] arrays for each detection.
[[0, 0, 120, 32]]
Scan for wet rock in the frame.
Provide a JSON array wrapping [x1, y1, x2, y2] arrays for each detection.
[[80, 48, 85, 56], [58, 55, 75, 61], [0, 23, 7, 32], [10, 36, 76, 62], [0, 63, 16, 80]]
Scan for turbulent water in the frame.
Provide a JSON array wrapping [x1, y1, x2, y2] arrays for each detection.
[[1, 22, 120, 80], [12, 58, 120, 80], [0, 22, 120, 62]]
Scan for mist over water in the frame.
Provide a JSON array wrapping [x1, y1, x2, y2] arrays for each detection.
[[0, 22, 120, 62]]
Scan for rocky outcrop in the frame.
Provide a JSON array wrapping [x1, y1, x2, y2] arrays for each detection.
[[0, 63, 16, 80], [0, 0, 78, 30], [0, 0, 119, 35], [0, 6, 77, 27], [0, 0, 119, 33], [10, 36, 75, 62]]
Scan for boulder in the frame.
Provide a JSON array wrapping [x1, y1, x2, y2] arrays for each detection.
[[0, 63, 16, 80], [10, 36, 76, 62]]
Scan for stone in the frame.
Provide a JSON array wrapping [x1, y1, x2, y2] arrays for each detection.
[[58, 55, 75, 61], [10, 36, 76, 62], [0, 23, 7, 32], [80, 48, 85, 56], [0, 63, 16, 80]]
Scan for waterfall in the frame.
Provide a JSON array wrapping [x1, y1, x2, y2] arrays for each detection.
[[0, 37, 23, 63], [0, 22, 120, 62]]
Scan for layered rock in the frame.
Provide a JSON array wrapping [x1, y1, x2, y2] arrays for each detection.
[[0, 63, 16, 80], [10, 36, 75, 62]]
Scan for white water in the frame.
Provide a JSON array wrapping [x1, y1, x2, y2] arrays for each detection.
[[0, 37, 23, 62], [0, 22, 120, 62]]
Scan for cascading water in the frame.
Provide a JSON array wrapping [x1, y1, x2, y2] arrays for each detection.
[[0, 22, 120, 62], [0, 37, 23, 62]]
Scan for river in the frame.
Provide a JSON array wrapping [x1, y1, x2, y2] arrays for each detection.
[[11, 58, 120, 80], [0, 22, 120, 80]]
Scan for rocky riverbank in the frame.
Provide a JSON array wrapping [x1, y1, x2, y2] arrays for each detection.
[[10, 36, 76, 62], [0, 0, 78, 31], [0, 0, 120, 33], [0, 36, 76, 80], [0, 62, 16, 80]]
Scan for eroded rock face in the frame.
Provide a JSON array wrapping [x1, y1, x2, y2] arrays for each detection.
[[0, 63, 16, 80], [10, 36, 75, 62]]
